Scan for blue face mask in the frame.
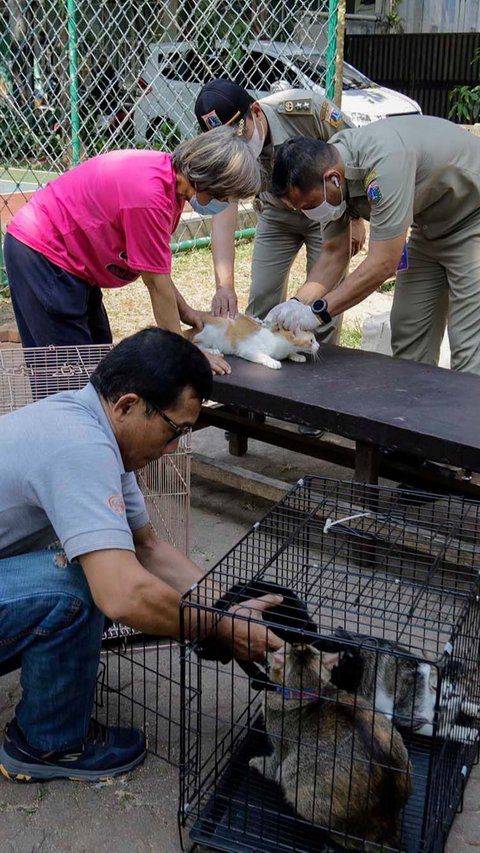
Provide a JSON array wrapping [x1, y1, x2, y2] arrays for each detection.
[[189, 195, 230, 216]]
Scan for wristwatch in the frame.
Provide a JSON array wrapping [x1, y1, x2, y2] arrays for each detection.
[[311, 298, 332, 325]]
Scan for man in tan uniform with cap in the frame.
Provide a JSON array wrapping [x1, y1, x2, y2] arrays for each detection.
[[266, 115, 480, 374], [194, 79, 365, 343]]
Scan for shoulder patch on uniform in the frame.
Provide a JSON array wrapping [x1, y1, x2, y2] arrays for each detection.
[[201, 109, 222, 129], [366, 179, 383, 207], [277, 98, 313, 116], [363, 169, 377, 189], [320, 100, 343, 127]]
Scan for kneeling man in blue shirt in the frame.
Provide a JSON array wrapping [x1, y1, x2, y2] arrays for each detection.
[[0, 328, 281, 783]]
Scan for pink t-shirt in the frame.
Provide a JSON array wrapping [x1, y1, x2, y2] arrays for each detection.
[[8, 150, 184, 288]]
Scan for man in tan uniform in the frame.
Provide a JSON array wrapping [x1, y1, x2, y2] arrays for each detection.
[[194, 79, 365, 343], [266, 115, 480, 374]]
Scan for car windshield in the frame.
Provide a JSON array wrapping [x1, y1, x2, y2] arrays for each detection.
[[289, 55, 377, 90]]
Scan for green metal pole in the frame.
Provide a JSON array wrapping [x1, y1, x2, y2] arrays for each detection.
[[325, 0, 338, 102], [170, 227, 256, 254], [67, 0, 81, 165]]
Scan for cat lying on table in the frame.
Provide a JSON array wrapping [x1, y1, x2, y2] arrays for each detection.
[[191, 313, 319, 370]]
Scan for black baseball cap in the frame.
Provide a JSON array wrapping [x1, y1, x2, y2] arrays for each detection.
[[194, 79, 254, 132]]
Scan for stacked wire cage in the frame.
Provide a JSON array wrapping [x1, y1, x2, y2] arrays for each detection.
[[0, 344, 191, 763], [180, 475, 480, 853]]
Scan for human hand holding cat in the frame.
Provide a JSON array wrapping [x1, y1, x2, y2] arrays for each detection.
[[265, 300, 320, 332], [217, 593, 285, 662], [181, 306, 206, 332]]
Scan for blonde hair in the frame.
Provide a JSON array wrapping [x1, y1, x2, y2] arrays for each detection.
[[172, 125, 260, 200]]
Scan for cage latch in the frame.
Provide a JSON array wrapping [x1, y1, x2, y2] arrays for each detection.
[[323, 512, 372, 533]]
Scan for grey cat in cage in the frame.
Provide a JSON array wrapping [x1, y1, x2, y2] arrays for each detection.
[[250, 643, 412, 851], [331, 629, 435, 735], [331, 629, 480, 742]]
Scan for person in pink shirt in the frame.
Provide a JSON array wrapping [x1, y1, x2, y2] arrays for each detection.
[[5, 125, 259, 374]]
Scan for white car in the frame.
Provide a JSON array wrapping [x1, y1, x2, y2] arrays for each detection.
[[133, 40, 422, 145]]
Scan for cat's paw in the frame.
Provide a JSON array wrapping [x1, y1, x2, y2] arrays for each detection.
[[203, 347, 222, 356], [287, 353, 307, 363], [261, 356, 282, 369]]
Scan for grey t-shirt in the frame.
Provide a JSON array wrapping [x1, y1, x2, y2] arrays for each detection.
[[0, 383, 149, 561]]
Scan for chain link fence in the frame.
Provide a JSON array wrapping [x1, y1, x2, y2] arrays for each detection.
[[0, 0, 340, 281]]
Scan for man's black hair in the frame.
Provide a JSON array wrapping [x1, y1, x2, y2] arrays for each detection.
[[272, 137, 337, 198], [90, 327, 212, 414]]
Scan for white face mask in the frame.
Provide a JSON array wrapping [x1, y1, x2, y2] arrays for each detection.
[[246, 115, 265, 159], [302, 175, 346, 223]]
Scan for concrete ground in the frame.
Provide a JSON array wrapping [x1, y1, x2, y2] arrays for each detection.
[[1, 427, 479, 852]]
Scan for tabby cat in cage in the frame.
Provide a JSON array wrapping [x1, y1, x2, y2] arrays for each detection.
[[250, 643, 412, 851]]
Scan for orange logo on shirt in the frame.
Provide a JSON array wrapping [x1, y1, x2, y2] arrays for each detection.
[[108, 494, 126, 515]]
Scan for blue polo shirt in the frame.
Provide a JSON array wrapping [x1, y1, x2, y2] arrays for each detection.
[[0, 383, 149, 561]]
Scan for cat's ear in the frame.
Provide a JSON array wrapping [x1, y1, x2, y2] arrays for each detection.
[[291, 324, 301, 337], [321, 652, 340, 672]]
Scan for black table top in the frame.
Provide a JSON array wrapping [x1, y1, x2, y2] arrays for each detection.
[[210, 346, 480, 470]]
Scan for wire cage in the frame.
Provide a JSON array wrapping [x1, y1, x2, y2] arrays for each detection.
[[0, 344, 191, 764], [180, 475, 480, 853]]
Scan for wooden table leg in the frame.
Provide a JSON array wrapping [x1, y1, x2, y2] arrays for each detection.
[[227, 410, 267, 457], [355, 441, 380, 484], [228, 430, 249, 457], [227, 406, 250, 457]]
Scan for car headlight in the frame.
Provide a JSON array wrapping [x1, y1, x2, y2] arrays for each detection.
[[348, 112, 375, 127]]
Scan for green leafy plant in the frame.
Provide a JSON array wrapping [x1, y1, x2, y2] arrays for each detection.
[[449, 84, 480, 123], [449, 49, 480, 123], [385, 0, 402, 30]]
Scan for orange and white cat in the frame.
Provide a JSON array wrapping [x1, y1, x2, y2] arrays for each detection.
[[192, 314, 319, 370]]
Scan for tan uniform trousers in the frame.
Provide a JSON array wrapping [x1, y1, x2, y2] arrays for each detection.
[[390, 217, 480, 375], [246, 204, 342, 345]]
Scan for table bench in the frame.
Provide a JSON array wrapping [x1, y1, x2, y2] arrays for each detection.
[[195, 345, 480, 501]]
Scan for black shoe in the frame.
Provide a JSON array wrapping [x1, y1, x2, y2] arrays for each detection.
[[0, 718, 146, 783]]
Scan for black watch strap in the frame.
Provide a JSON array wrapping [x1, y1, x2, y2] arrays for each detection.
[[311, 298, 332, 325]]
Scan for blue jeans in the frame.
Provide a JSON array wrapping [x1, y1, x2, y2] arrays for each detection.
[[0, 549, 105, 750]]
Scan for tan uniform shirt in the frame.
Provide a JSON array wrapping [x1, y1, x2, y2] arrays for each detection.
[[324, 115, 480, 242], [257, 88, 352, 209]]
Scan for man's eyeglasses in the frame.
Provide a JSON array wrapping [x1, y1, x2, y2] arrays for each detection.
[[156, 408, 192, 440]]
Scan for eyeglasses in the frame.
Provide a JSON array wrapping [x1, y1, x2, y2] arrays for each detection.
[[156, 407, 192, 440]]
